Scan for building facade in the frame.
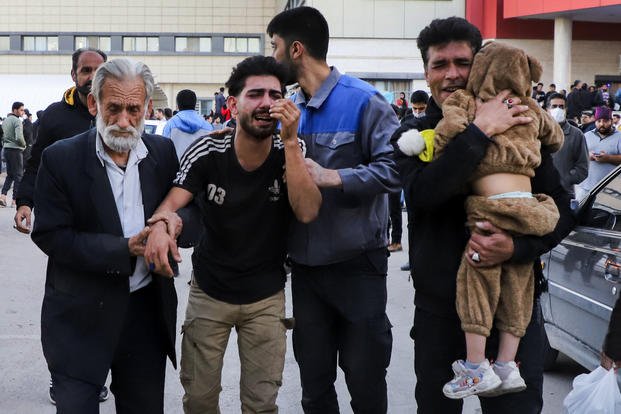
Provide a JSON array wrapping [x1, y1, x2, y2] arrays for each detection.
[[0, 0, 464, 114]]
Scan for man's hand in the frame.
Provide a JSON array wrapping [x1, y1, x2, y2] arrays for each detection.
[[143, 221, 181, 278], [147, 211, 183, 239], [270, 99, 300, 143], [14, 206, 32, 234], [466, 221, 514, 267], [128, 226, 151, 257], [600, 351, 619, 370], [473, 90, 532, 138], [304, 158, 342, 188]]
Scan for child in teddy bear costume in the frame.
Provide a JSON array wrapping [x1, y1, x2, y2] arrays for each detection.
[[398, 41, 564, 399]]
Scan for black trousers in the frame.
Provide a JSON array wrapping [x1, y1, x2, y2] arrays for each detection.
[[51, 283, 168, 414], [388, 191, 403, 244], [412, 298, 545, 414], [291, 249, 393, 414], [1, 147, 22, 199]]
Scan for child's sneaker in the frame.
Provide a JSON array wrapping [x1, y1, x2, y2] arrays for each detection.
[[479, 361, 527, 397], [442, 359, 501, 399]]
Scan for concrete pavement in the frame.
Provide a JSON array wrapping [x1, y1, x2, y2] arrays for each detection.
[[0, 205, 586, 413]]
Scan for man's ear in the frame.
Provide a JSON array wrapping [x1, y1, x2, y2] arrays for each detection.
[[227, 95, 237, 117], [87, 93, 98, 116], [290, 41, 304, 60], [71, 69, 77, 84], [146, 98, 153, 119]]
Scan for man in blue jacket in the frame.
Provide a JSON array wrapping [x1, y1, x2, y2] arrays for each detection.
[[268, 7, 400, 413], [163, 89, 213, 160]]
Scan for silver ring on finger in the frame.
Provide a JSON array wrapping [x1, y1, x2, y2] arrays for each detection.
[[471, 252, 481, 263]]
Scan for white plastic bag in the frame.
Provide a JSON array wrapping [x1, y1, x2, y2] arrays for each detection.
[[563, 366, 621, 414]]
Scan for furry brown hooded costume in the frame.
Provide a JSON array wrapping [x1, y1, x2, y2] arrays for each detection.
[[437, 41, 564, 338]]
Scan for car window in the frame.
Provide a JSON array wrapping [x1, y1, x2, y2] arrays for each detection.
[[144, 124, 156, 134], [582, 171, 621, 230]]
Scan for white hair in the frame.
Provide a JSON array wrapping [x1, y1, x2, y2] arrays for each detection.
[[91, 58, 154, 106]]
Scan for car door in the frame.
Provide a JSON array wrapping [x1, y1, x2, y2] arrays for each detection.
[[546, 167, 621, 362]]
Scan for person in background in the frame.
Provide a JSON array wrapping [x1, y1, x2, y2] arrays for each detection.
[[1, 101, 26, 207], [164, 107, 173, 120], [576, 106, 621, 200], [547, 93, 589, 199], [22, 109, 34, 164], [162, 89, 213, 160]]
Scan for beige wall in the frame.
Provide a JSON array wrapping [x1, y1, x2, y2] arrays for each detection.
[[501, 39, 621, 90], [0, 0, 278, 33]]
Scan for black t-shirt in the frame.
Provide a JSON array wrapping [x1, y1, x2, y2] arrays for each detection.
[[174, 132, 296, 304]]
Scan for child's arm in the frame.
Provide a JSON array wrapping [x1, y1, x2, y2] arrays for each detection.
[[433, 90, 476, 159]]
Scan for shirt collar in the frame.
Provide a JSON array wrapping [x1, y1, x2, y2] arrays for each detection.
[[95, 132, 148, 168], [293, 66, 341, 109]]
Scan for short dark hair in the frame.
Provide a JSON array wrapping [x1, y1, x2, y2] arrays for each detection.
[[219, 87, 224, 92], [71, 48, 107, 73], [176, 89, 197, 111], [410, 90, 429, 105], [156, 108, 164, 114], [225, 55, 288, 98], [546, 92, 566, 108], [417, 17, 482, 68], [164, 108, 173, 118], [267, 6, 329, 61], [549, 83, 556, 88], [12, 101, 23, 111]]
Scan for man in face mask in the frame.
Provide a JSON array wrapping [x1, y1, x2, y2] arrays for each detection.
[[547, 93, 589, 199], [577, 105, 621, 198], [409, 90, 429, 119]]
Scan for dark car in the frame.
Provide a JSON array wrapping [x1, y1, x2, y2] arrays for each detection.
[[542, 165, 621, 381]]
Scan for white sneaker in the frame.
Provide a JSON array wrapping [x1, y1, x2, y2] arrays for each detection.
[[479, 361, 527, 397], [442, 359, 502, 399]]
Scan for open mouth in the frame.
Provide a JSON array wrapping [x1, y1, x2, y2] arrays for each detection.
[[254, 112, 274, 125], [443, 86, 463, 93]]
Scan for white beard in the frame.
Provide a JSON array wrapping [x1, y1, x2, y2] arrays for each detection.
[[97, 114, 144, 153]]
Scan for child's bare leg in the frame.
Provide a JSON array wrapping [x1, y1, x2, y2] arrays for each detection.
[[465, 332, 486, 363], [496, 331, 520, 362]]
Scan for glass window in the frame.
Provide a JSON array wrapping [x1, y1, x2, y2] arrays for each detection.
[[176, 37, 211, 52], [175, 37, 187, 52], [224, 37, 260, 53], [46, 36, 58, 51], [223, 37, 236, 53], [248, 37, 260, 53], [199, 37, 211, 52], [0, 36, 10, 51], [23, 36, 58, 51], [147, 37, 159, 52], [74, 36, 110, 52], [123, 36, 159, 52], [23, 36, 34, 51]]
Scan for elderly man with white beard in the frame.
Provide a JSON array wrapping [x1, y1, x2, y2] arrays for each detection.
[[31, 58, 182, 414]]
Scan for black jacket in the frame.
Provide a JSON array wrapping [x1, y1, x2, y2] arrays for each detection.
[[604, 295, 621, 360], [16, 87, 95, 209], [32, 129, 179, 385], [391, 98, 576, 316]]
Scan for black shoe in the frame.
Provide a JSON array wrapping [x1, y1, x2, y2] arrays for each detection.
[[49, 378, 56, 405], [400, 261, 410, 271], [99, 385, 109, 402]]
